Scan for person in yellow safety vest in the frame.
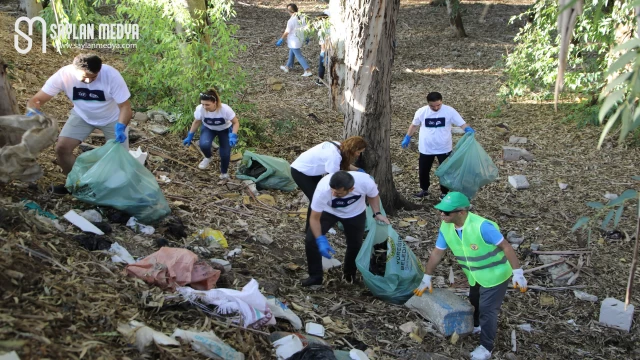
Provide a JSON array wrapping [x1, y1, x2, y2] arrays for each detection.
[[413, 192, 528, 360]]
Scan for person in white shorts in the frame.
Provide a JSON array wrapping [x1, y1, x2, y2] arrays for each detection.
[[26, 54, 132, 194]]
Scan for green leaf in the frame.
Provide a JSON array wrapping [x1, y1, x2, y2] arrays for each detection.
[[586, 201, 604, 209], [598, 90, 625, 122], [612, 38, 640, 53], [605, 51, 637, 78], [598, 103, 626, 148], [602, 72, 632, 95], [601, 209, 615, 230], [572, 216, 590, 232], [633, 176, 640, 181], [608, 189, 638, 206], [613, 205, 624, 228]]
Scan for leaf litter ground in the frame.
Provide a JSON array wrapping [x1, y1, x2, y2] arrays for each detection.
[[1, 0, 640, 359]]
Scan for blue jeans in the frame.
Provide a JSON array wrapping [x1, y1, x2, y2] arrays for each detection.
[[286, 48, 309, 70], [318, 51, 325, 79], [199, 125, 231, 174]]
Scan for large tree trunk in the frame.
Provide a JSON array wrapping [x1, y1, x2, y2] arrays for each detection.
[[327, 0, 417, 214], [0, 56, 19, 116], [445, 0, 466, 38], [20, 0, 43, 18]]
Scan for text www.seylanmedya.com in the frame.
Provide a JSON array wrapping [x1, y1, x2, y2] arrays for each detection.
[[58, 43, 137, 49]]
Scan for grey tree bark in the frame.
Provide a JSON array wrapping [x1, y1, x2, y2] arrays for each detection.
[[326, 0, 417, 214], [445, 0, 467, 38], [0, 56, 19, 116], [20, 0, 43, 18]]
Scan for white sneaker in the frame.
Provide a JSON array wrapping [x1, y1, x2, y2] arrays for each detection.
[[280, 66, 289, 73], [472, 326, 481, 335], [470, 345, 491, 360], [219, 173, 230, 180], [302, 71, 313, 77], [198, 158, 211, 170]]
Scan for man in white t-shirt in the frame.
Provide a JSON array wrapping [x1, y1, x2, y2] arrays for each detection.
[[303, 171, 390, 288], [401, 92, 474, 199], [275, 3, 312, 77], [26, 54, 132, 194]]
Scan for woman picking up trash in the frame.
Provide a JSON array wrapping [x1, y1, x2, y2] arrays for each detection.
[[290, 136, 367, 231], [182, 88, 240, 180]]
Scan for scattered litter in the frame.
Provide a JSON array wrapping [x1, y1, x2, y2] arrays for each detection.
[[91, 221, 112, 234], [539, 294, 555, 306], [126, 217, 155, 235], [73, 234, 112, 251], [322, 257, 342, 270], [197, 228, 228, 248], [404, 235, 419, 243], [117, 320, 179, 352], [507, 231, 525, 245], [269, 331, 330, 347], [273, 334, 304, 360], [226, 247, 242, 259], [350, 349, 369, 360], [126, 247, 220, 290], [405, 289, 474, 336], [256, 230, 274, 245], [64, 210, 105, 235], [78, 209, 102, 223], [574, 290, 598, 302], [267, 296, 303, 329], [450, 331, 459, 344], [289, 344, 335, 359], [449, 266, 455, 284], [305, 322, 325, 337], [107, 210, 130, 224], [128, 147, 148, 165], [177, 279, 275, 329], [508, 175, 530, 190], [517, 323, 533, 332], [327, 228, 337, 235], [599, 297, 634, 332], [242, 180, 260, 196], [567, 319, 578, 326], [399, 321, 416, 333], [210, 259, 232, 273], [22, 200, 57, 219], [530, 243, 541, 251], [511, 330, 517, 352], [110, 242, 135, 264], [172, 329, 245, 360], [604, 193, 618, 201], [150, 125, 170, 135], [558, 182, 569, 190], [158, 174, 171, 183]]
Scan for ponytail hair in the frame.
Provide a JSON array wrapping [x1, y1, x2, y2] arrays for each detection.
[[199, 88, 220, 105]]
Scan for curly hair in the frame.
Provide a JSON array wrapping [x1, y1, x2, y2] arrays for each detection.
[[339, 136, 367, 171]]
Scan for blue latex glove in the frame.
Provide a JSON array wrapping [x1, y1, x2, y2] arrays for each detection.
[[357, 168, 366, 173], [25, 109, 43, 117], [276, 38, 284, 47], [229, 133, 238, 147], [316, 235, 336, 259], [464, 126, 475, 134], [183, 132, 195, 146], [115, 122, 127, 143], [401, 134, 411, 149]]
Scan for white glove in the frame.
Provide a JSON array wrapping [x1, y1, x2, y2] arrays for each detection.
[[512, 268, 527, 292], [413, 274, 432, 296]]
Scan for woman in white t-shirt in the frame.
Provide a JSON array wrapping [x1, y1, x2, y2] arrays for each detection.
[[275, 3, 312, 77], [182, 88, 240, 179], [290, 136, 367, 231]]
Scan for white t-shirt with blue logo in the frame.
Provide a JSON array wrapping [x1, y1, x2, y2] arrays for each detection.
[[435, 222, 504, 250], [310, 171, 379, 219], [290, 141, 342, 176], [41, 64, 130, 127], [412, 104, 466, 155], [194, 103, 236, 131]]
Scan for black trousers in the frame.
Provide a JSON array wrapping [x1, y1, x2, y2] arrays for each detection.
[[469, 279, 510, 352], [305, 211, 366, 279], [418, 152, 450, 194], [291, 168, 323, 232]]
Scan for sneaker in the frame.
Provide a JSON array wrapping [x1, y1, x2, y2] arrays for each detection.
[[219, 173, 230, 180], [50, 184, 70, 196], [413, 190, 429, 198], [198, 158, 211, 170], [279, 65, 289, 73], [301, 276, 323, 288], [302, 71, 313, 77], [472, 326, 481, 335], [470, 345, 491, 360], [315, 79, 324, 86]]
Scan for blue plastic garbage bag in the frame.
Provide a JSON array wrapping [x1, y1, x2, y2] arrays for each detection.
[[435, 132, 498, 199], [355, 203, 424, 304], [66, 140, 171, 223]]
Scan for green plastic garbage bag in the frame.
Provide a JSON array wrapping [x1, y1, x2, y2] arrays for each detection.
[[66, 140, 171, 223], [236, 151, 297, 192], [355, 203, 424, 304], [435, 132, 498, 199]]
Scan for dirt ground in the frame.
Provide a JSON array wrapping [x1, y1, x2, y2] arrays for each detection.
[[1, 0, 640, 359]]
